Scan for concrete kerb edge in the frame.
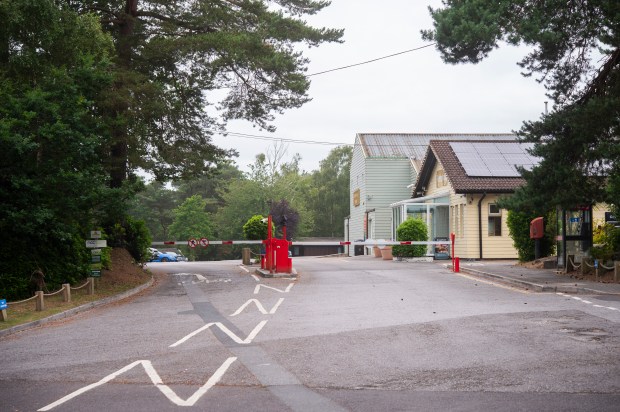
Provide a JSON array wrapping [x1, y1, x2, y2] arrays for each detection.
[[255, 267, 298, 278], [0, 276, 154, 339], [458, 267, 554, 292], [458, 267, 620, 295]]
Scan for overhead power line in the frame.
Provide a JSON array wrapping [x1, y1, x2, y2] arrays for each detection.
[[306, 43, 436, 77]]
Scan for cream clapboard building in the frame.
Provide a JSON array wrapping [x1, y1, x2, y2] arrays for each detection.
[[347, 133, 516, 255], [403, 140, 540, 259]]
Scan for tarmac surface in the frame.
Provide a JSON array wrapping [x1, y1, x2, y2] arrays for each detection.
[[454, 259, 620, 295], [2, 257, 619, 339]]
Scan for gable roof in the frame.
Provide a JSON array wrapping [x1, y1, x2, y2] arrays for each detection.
[[356, 133, 516, 169], [412, 140, 540, 196]]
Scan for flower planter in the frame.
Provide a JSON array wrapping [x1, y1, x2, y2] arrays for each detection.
[[380, 246, 393, 260], [373, 246, 382, 257]]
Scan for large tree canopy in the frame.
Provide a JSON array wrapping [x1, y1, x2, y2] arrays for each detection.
[[0, 1, 114, 298], [70, 0, 343, 186], [422, 0, 620, 211]]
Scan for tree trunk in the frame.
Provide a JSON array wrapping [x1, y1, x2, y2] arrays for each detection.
[[109, 0, 139, 188]]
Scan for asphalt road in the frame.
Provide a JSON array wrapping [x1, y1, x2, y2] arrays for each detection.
[[1, 256, 619, 411]]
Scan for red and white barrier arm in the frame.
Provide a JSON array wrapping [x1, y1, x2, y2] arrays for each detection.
[[152, 240, 451, 246]]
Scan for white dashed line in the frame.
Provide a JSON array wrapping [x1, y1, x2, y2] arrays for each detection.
[[556, 292, 619, 312]]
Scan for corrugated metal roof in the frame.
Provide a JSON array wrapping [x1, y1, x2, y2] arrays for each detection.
[[357, 133, 517, 160]]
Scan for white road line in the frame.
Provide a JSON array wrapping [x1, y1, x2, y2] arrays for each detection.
[[251, 274, 261, 282], [557, 292, 619, 312], [253, 283, 294, 295], [170, 321, 268, 347], [38, 358, 237, 410], [230, 298, 285, 316], [239, 265, 249, 273]]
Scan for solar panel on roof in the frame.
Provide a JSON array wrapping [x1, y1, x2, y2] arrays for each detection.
[[475, 144, 501, 154], [449, 141, 541, 177]]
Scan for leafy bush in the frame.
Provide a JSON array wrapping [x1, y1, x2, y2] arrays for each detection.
[[106, 216, 152, 263], [506, 210, 554, 262], [392, 218, 428, 257], [243, 215, 271, 240], [592, 222, 620, 261]]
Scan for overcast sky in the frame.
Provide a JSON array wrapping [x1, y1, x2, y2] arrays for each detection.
[[212, 0, 549, 173]]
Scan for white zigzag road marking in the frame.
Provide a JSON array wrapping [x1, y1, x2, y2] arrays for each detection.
[[253, 283, 294, 294], [170, 320, 268, 347], [38, 357, 237, 410], [230, 298, 285, 316]]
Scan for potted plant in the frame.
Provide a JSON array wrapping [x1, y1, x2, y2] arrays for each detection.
[[380, 245, 393, 260]]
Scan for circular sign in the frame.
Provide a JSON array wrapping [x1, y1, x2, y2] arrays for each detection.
[[188, 238, 198, 248], [199, 237, 209, 248]]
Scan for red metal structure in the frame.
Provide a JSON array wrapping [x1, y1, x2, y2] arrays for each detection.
[[261, 215, 293, 274]]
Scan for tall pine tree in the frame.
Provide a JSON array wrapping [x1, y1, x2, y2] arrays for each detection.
[[422, 0, 620, 212]]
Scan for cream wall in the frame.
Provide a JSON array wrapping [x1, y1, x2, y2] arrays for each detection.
[[449, 193, 518, 259]]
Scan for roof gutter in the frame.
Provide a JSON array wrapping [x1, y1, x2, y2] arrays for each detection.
[[478, 192, 487, 260]]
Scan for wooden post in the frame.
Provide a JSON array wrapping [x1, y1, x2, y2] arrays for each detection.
[[581, 258, 587, 276], [0, 309, 7, 322], [88, 277, 95, 295], [242, 248, 251, 265], [35, 291, 45, 311], [62, 283, 71, 303], [615, 261, 619, 282]]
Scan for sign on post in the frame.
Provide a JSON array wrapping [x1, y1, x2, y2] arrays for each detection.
[[90, 230, 102, 239], [200, 237, 209, 248], [0, 299, 7, 310], [86, 239, 107, 248], [188, 238, 198, 248]]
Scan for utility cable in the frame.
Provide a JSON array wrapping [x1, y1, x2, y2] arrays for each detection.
[[306, 43, 436, 77]]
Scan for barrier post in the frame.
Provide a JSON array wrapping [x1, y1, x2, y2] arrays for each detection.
[[615, 261, 619, 282], [266, 214, 274, 274], [454, 257, 460, 273], [62, 283, 71, 303], [35, 291, 45, 311], [242, 248, 251, 265]]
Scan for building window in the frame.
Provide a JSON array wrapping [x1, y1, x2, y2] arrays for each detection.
[[488, 204, 502, 236]]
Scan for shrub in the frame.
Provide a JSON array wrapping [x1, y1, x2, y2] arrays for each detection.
[[592, 222, 620, 261], [243, 215, 273, 240], [392, 218, 428, 257], [106, 216, 152, 263], [506, 210, 554, 262]]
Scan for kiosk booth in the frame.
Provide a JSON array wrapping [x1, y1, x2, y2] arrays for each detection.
[[556, 206, 593, 270]]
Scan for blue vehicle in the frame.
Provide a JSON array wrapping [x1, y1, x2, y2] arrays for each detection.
[[148, 248, 178, 262]]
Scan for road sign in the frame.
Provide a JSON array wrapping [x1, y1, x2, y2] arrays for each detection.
[[91, 248, 102, 255], [90, 263, 102, 270], [200, 237, 209, 248], [90, 270, 101, 277], [86, 239, 107, 248], [90, 230, 102, 239], [0, 299, 7, 310], [188, 238, 198, 248]]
